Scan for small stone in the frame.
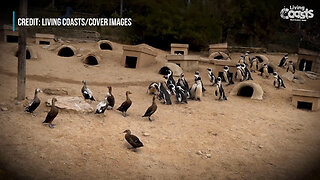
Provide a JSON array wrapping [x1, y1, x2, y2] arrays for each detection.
[[1, 107, 8, 111], [142, 132, 150, 136], [258, 145, 263, 149], [196, 151, 203, 155], [206, 154, 212, 158]]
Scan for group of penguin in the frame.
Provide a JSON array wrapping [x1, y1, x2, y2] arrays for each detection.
[[23, 51, 293, 150]]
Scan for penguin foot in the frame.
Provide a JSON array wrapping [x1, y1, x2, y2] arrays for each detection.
[[48, 124, 55, 128]]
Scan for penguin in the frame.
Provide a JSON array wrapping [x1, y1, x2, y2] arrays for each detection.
[[164, 75, 175, 95], [105, 86, 115, 110], [190, 77, 202, 101], [215, 77, 227, 100], [223, 66, 234, 85], [244, 51, 251, 66], [273, 72, 286, 89], [234, 63, 245, 82], [147, 82, 160, 95], [194, 71, 206, 92], [250, 57, 259, 72], [176, 73, 190, 98], [207, 68, 216, 86], [95, 98, 108, 114], [43, 98, 59, 128], [167, 69, 176, 85], [241, 63, 253, 80], [25, 88, 42, 114], [287, 60, 296, 74], [259, 64, 270, 78], [81, 80, 95, 101], [278, 53, 288, 68], [123, 129, 144, 150], [142, 95, 158, 121], [175, 85, 188, 104], [238, 55, 245, 64], [158, 82, 172, 105], [117, 91, 132, 117]]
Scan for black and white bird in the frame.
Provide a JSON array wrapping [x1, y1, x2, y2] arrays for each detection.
[[207, 68, 216, 86], [223, 66, 234, 85], [25, 88, 42, 114], [278, 53, 288, 68], [259, 64, 270, 78], [235, 63, 245, 81], [194, 71, 206, 92], [95, 98, 108, 114], [158, 82, 172, 105], [273, 72, 286, 89], [147, 82, 160, 95], [250, 57, 259, 72], [176, 73, 190, 98], [287, 60, 296, 74], [241, 63, 253, 80], [175, 85, 188, 104], [244, 51, 251, 65], [238, 55, 245, 64], [190, 76, 203, 101], [215, 77, 227, 100], [81, 80, 95, 101]]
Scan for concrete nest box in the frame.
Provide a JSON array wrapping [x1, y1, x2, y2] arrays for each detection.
[[230, 81, 264, 100], [209, 52, 230, 60], [57, 45, 77, 57], [292, 89, 320, 111], [98, 40, 113, 50], [122, 44, 157, 68], [159, 63, 183, 77]]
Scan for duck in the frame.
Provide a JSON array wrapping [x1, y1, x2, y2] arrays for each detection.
[[43, 97, 59, 128], [142, 95, 158, 121], [25, 88, 42, 113], [123, 129, 144, 150], [106, 86, 115, 110], [95, 98, 108, 114], [117, 91, 132, 117], [81, 80, 95, 101]]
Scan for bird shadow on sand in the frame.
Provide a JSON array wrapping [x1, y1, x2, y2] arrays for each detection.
[[122, 143, 142, 153]]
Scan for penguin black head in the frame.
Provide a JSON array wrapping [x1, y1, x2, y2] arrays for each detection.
[[240, 63, 245, 68], [236, 63, 240, 67], [163, 75, 168, 79], [273, 72, 278, 77], [224, 66, 229, 70], [195, 71, 200, 75], [217, 77, 222, 81], [207, 68, 212, 72], [285, 53, 288, 57], [180, 73, 184, 77]]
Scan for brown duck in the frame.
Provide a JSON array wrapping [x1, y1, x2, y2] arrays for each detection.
[[142, 95, 157, 121], [123, 129, 144, 149], [106, 86, 115, 110], [117, 91, 132, 117], [43, 98, 59, 128]]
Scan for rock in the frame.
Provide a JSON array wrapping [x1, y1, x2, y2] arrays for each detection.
[[43, 88, 68, 96], [196, 151, 203, 155], [1, 107, 8, 111], [76, 54, 83, 57], [282, 72, 294, 81], [258, 145, 263, 149], [206, 154, 212, 158], [142, 132, 150, 137], [46, 96, 94, 113]]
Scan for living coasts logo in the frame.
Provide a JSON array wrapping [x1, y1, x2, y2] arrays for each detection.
[[280, 5, 314, 21]]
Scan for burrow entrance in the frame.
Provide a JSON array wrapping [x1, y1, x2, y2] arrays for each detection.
[[100, 43, 112, 50], [237, 86, 254, 97], [58, 47, 74, 57], [299, 59, 312, 71], [6, 35, 18, 43], [39, 41, 50, 45], [214, 55, 224, 59], [15, 50, 31, 59], [84, 55, 98, 65], [125, 56, 137, 68], [297, 101, 312, 110]]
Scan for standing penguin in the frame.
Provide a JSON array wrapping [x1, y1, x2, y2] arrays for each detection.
[[238, 55, 245, 64], [191, 78, 203, 101], [273, 72, 286, 89], [81, 80, 95, 101], [234, 63, 245, 82], [175, 85, 188, 104], [244, 51, 251, 66], [167, 70, 176, 85], [194, 71, 206, 92], [177, 73, 190, 98], [43, 98, 59, 128], [250, 57, 259, 72], [215, 77, 227, 100], [241, 63, 253, 80], [147, 82, 160, 95], [287, 60, 296, 74], [158, 82, 172, 105], [207, 68, 216, 86], [25, 88, 42, 114], [278, 53, 288, 68], [259, 64, 270, 78], [117, 91, 132, 117], [164, 75, 175, 95], [223, 66, 234, 85], [142, 95, 158, 121]]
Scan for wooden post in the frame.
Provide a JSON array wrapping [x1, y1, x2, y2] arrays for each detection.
[[17, 0, 27, 100]]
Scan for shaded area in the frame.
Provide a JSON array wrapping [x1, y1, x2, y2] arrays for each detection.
[[6, 35, 18, 43], [58, 47, 74, 57], [297, 101, 312, 110], [237, 86, 254, 97], [100, 43, 112, 50], [39, 41, 50, 45], [125, 56, 137, 68], [15, 50, 31, 59], [84, 56, 98, 65]]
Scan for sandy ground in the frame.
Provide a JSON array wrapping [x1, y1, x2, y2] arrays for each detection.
[[0, 41, 320, 180]]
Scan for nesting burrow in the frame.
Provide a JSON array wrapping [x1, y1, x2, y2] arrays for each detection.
[[159, 63, 183, 77], [57, 45, 76, 57], [15, 49, 31, 59], [230, 82, 263, 100], [98, 40, 113, 50], [82, 54, 100, 66], [209, 52, 229, 60], [15, 46, 37, 60]]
